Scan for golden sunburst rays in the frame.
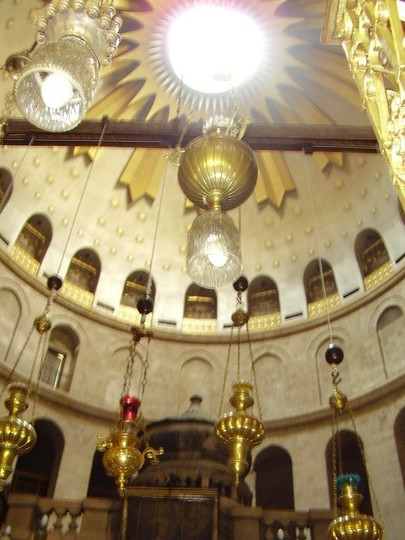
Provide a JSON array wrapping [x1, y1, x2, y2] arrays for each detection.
[[76, 0, 365, 204], [119, 147, 166, 203]]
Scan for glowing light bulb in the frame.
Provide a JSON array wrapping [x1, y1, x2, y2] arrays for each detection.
[[40, 72, 74, 109], [208, 250, 228, 267]]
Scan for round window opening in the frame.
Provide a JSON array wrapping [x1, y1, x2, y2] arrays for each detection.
[[166, 5, 265, 94]]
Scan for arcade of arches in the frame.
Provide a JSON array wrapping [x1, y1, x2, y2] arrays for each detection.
[[0, 246, 403, 538]]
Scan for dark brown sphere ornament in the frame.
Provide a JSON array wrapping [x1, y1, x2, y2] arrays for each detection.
[[233, 275, 248, 292], [137, 294, 154, 315], [325, 343, 344, 365]]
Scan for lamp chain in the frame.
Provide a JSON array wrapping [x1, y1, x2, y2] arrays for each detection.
[[218, 325, 234, 417], [121, 328, 138, 399], [247, 322, 263, 425]]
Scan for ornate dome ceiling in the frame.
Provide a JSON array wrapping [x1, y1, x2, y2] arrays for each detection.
[[0, 0, 404, 333]]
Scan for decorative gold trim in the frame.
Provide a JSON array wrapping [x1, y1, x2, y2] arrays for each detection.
[[308, 293, 340, 318], [61, 281, 94, 309], [182, 318, 217, 335], [248, 312, 282, 331], [364, 260, 394, 291], [117, 305, 152, 327], [10, 245, 40, 277]]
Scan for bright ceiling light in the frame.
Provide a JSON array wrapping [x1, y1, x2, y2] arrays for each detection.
[[39, 72, 74, 109], [167, 5, 265, 94]]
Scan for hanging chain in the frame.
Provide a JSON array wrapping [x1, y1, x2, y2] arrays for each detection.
[[121, 328, 140, 399], [140, 334, 150, 403], [218, 325, 234, 417], [247, 321, 263, 425], [138, 334, 152, 447]]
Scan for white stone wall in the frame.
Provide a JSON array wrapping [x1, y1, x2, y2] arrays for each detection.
[[0, 255, 404, 536]]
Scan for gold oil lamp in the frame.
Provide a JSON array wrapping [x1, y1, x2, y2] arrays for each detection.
[[0, 382, 37, 489], [215, 277, 264, 486], [325, 344, 383, 540], [0, 275, 62, 490], [98, 326, 163, 497]]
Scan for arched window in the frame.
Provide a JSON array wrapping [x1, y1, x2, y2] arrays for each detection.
[[182, 284, 217, 334], [377, 306, 404, 378], [304, 259, 340, 318], [11, 419, 64, 497], [325, 430, 373, 515], [41, 325, 79, 391], [62, 248, 101, 308], [355, 229, 393, 291], [117, 270, 156, 327], [254, 446, 294, 509], [11, 214, 52, 276], [87, 450, 116, 498], [394, 408, 405, 490], [248, 275, 281, 330], [0, 168, 13, 212]]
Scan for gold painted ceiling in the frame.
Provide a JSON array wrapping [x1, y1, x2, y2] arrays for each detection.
[[0, 0, 404, 333]]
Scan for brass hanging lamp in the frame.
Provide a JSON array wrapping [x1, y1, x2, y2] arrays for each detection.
[[0, 274, 62, 490], [98, 326, 163, 497], [325, 344, 384, 540], [215, 276, 264, 485], [178, 115, 258, 288]]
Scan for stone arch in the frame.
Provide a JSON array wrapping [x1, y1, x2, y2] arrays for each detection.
[[394, 408, 405, 490], [41, 324, 80, 391], [377, 305, 404, 378], [86, 450, 116, 498], [179, 357, 214, 416], [253, 353, 286, 419], [0, 287, 21, 363], [325, 429, 373, 515], [254, 445, 294, 509], [11, 418, 64, 497], [104, 341, 145, 411]]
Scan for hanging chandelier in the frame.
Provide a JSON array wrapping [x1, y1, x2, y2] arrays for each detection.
[[97, 326, 163, 497], [214, 277, 264, 485], [178, 116, 257, 288], [6, 0, 122, 132], [0, 275, 62, 489], [325, 344, 384, 540]]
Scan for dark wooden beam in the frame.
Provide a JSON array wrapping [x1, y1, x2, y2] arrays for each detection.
[[2, 119, 379, 153]]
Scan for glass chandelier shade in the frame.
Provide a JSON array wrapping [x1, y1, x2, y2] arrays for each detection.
[[12, 0, 122, 132], [187, 210, 242, 288], [15, 36, 99, 132]]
